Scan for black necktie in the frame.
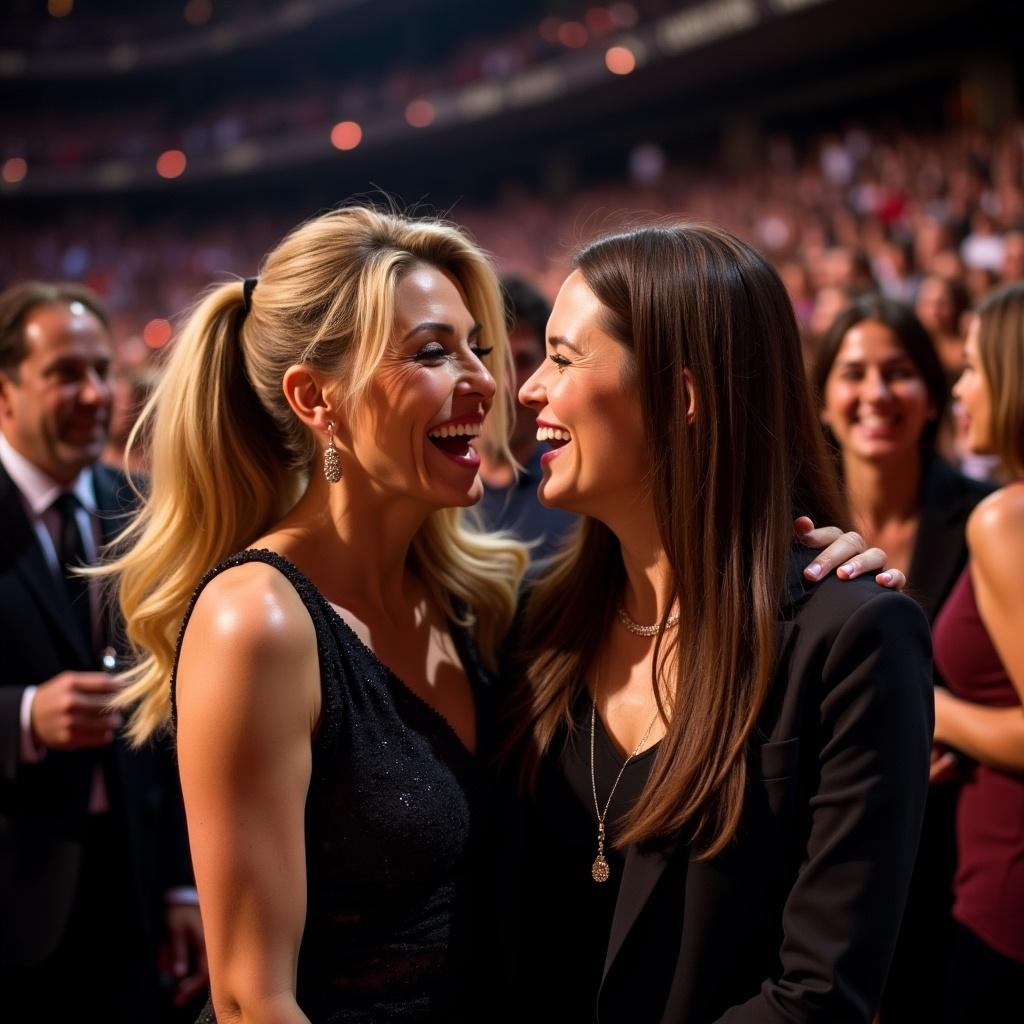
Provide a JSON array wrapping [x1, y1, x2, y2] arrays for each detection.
[[52, 491, 93, 652]]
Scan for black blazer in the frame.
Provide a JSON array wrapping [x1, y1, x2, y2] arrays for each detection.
[[498, 549, 934, 1023], [906, 456, 993, 626], [0, 461, 190, 968]]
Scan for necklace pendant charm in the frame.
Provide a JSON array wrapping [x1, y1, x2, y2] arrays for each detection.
[[592, 853, 611, 883]]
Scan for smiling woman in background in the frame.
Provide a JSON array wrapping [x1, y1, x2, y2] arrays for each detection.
[[933, 282, 1024, 1021], [812, 295, 992, 1021]]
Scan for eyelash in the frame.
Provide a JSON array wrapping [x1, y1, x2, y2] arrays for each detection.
[[414, 343, 493, 361], [549, 353, 571, 371]]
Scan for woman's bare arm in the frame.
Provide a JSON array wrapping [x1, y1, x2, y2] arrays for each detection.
[[176, 563, 321, 1024]]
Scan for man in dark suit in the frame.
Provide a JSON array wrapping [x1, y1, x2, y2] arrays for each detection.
[[0, 282, 205, 1022]]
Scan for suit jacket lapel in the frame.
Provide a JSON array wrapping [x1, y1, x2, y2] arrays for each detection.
[[0, 462, 91, 665]]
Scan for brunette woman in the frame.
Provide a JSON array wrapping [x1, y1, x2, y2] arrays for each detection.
[[813, 297, 992, 1020], [502, 224, 934, 1023]]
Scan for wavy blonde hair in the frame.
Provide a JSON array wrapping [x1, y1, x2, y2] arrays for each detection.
[[104, 206, 528, 744]]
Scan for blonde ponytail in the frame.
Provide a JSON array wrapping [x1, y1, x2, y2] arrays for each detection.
[[108, 282, 300, 742]]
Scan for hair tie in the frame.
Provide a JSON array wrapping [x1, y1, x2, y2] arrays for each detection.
[[242, 276, 258, 315]]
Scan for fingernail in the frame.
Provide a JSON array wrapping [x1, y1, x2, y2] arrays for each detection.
[[805, 563, 822, 579], [879, 571, 893, 584], [838, 563, 854, 576]]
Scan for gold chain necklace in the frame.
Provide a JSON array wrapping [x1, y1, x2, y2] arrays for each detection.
[[616, 605, 680, 637], [589, 671, 660, 883]]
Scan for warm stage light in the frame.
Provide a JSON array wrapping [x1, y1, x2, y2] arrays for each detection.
[[605, 46, 636, 75], [557, 21, 588, 48], [330, 121, 362, 150], [2, 158, 27, 184], [156, 150, 187, 179], [143, 319, 172, 349], [48, 0, 73, 17], [405, 100, 435, 129]]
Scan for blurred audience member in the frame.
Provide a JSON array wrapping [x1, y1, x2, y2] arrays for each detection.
[[813, 295, 993, 1023], [478, 275, 575, 560], [1001, 228, 1024, 284], [102, 333, 157, 476], [916, 274, 971, 378], [933, 282, 1024, 1020], [0, 282, 204, 1023]]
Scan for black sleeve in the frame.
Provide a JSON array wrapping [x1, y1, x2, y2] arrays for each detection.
[[719, 591, 934, 1023], [0, 685, 26, 781]]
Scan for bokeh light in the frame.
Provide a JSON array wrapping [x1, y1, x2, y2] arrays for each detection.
[[405, 100, 436, 129], [330, 120, 362, 150], [48, 0, 73, 17], [156, 150, 187, 179], [2, 158, 28, 184], [143, 319, 173, 349], [558, 21, 588, 48], [605, 46, 636, 75]]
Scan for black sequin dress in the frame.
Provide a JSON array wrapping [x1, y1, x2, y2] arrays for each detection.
[[171, 549, 491, 1023]]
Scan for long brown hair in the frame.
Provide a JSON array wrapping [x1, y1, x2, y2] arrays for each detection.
[[505, 223, 844, 858], [976, 282, 1024, 477]]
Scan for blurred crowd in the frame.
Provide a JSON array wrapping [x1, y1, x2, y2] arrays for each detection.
[[5, 0, 647, 168], [5, 117, 1024, 470]]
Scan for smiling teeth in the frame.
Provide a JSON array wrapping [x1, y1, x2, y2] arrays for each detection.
[[537, 426, 572, 442], [427, 422, 482, 439]]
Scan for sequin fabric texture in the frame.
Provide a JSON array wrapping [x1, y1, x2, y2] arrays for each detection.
[[171, 549, 487, 1023]]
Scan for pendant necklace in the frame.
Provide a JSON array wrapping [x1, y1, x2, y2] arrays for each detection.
[[589, 670, 660, 883]]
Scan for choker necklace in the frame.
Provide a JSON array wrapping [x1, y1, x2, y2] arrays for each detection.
[[616, 605, 680, 637], [589, 672, 660, 883]]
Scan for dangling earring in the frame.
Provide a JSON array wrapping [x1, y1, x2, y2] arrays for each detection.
[[323, 421, 342, 483]]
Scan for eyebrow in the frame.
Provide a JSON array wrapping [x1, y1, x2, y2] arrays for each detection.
[[548, 335, 585, 357], [836, 353, 916, 367], [402, 321, 481, 342]]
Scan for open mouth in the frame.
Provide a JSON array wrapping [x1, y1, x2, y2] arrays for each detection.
[[537, 423, 572, 462], [427, 420, 483, 468]]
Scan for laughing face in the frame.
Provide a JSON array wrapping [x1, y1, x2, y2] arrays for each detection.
[[820, 320, 935, 466], [340, 262, 496, 509], [518, 270, 645, 519]]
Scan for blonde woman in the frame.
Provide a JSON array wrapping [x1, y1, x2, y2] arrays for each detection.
[[106, 207, 530, 1024], [933, 282, 1024, 1019]]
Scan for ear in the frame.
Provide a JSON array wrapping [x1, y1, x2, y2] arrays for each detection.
[[282, 364, 335, 434], [0, 371, 15, 420], [682, 368, 697, 426]]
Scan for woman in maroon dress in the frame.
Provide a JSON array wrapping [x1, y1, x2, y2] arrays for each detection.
[[933, 281, 1024, 1019]]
